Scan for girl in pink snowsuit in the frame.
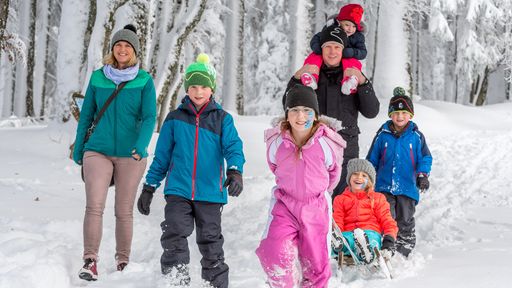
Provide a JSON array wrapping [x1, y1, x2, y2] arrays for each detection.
[[256, 85, 346, 287]]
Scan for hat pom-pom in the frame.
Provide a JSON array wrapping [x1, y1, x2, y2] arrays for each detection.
[[196, 53, 210, 64], [123, 24, 137, 34], [393, 86, 406, 97]]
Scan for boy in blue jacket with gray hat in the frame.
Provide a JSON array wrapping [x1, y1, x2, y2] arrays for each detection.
[[366, 87, 432, 258]]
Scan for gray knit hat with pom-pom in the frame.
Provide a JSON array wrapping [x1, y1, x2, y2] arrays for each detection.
[[111, 24, 140, 55]]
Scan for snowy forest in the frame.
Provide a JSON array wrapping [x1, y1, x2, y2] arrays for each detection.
[[2, 1, 512, 287], [1, 0, 512, 128]]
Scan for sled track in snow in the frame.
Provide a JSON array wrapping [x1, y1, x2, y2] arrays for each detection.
[[417, 130, 512, 245]]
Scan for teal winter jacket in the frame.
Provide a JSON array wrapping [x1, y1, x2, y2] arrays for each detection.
[[145, 96, 245, 204], [73, 67, 156, 164]]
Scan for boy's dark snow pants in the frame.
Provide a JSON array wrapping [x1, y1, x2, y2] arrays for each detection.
[[383, 193, 416, 257], [160, 194, 228, 288]]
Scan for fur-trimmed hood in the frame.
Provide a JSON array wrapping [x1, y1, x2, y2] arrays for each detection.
[[265, 115, 345, 148], [264, 116, 346, 193]]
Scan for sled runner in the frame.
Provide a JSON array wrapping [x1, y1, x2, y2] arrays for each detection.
[[332, 221, 394, 279]]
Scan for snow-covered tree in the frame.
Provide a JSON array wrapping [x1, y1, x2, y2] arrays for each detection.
[[221, 0, 244, 114], [39, 0, 62, 117], [373, 0, 409, 98], [243, 0, 291, 115], [2, 0, 512, 123]]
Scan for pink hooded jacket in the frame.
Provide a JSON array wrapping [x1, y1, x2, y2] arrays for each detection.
[[264, 120, 346, 200], [257, 120, 346, 287]]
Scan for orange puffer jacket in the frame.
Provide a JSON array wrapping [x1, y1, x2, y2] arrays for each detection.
[[333, 187, 398, 239]]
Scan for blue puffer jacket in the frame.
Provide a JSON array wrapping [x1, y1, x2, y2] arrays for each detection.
[[145, 96, 245, 204], [366, 120, 432, 203]]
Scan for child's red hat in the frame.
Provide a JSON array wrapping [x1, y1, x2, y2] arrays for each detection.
[[336, 4, 364, 31]]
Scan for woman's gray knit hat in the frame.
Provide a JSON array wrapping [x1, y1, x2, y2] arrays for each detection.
[[346, 158, 376, 185], [111, 24, 140, 55]]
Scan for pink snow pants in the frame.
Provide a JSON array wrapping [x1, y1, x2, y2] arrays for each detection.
[[303, 52, 362, 82], [256, 189, 332, 288]]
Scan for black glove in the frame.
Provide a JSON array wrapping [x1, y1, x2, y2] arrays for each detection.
[[137, 184, 156, 215], [416, 173, 430, 191], [223, 169, 243, 197], [381, 234, 396, 256]]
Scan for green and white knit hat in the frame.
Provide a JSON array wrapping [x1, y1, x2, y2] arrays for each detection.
[[184, 53, 217, 92]]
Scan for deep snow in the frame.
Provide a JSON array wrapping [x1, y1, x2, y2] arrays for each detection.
[[1, 100, 512, 288]]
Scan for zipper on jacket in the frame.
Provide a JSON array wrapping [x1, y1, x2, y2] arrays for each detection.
[[409, 143, 415, 177], [164, 161, 174, 189], [355, 196, 360, 229], [189, 100, 210, 200], [219, 165, 223, 194], [296, 150, 305, 199], [191, 115, 200, 200], [114, 84, 119, 155], [380, 142, 387, 168]]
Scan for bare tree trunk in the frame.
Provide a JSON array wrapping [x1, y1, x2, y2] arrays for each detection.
[[40, 0, 62, 118], [79, 0, 96, 85], [313, 0, 325, 32], [40, 0, 52, 118], [169, 78, 183, 113], [287, 0, 310, 76], [131, 0, 149, 67], [148, 0, 163, 77], [469, 68, 489, 106], [10, 65, 16, 115], [507, 81, 511, 101], [102, 0, 130, 57], [156, 0, 207, 131], [236, 0, 245, 115], [414, 13, 420, 97], [25, 0, 37, 117], [222, 0, 244, 112], [0, 0, 9, 58], [475, 67, 489, 106], [370, 1, 380, 82], [405, 13, 413, 96], [288, 0, 298, 76], [454, 13, 459, 103]]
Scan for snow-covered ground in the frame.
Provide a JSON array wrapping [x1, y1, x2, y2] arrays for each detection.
[[1, 100, 512, 288]]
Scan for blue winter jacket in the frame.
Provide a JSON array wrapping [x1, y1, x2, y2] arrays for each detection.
[[366, 121, 432, 203], [145, 96, 245, 204]]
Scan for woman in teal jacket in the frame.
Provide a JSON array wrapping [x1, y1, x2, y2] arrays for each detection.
[[73, 24, 156, 281]]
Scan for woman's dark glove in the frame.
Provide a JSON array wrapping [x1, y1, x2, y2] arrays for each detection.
[[137, 184, 156, 215], [223, 169, 243, 197]]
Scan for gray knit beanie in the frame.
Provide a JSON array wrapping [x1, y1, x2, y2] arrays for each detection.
[[346, 158, 376, 185], [111, 24, 140, 55]]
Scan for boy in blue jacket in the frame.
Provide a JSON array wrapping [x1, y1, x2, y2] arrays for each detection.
[[366, 87, 432, 258], [136, 53, 245, 288]]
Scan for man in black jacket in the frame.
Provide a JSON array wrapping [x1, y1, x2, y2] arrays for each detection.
[[284, 25, 379, 200]]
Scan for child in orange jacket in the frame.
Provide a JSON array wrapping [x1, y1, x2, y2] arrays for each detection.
[[332, 158, 398, 263]]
